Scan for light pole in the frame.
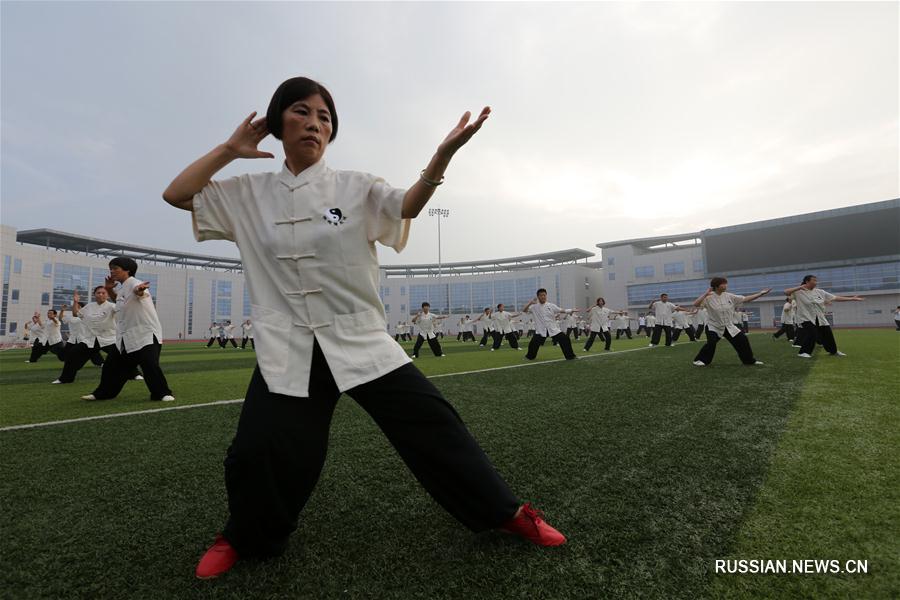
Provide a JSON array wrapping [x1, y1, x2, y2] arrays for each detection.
[[428, 207, 450, 314]]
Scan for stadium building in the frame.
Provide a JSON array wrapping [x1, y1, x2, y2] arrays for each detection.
[[0, 223, 603, 342], [596, 198, 900, 328]]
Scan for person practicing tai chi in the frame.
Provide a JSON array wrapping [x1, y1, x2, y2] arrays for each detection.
[[489, 303, 521, 350], [473, 307, 495, 347], [691, 277, 770, 367], [648, 293, 682, 347], [692, 307, 708, 339], [52, 294, 105, 384], [786, 275, 864, 358], [522, 289, 578, 360], [81, 257, 174, 402], [644, 313, 656, 337], [772, 296, 796, 342], [27, 310, 65, 363], [241, 319, 254, 349], [206, 323, 219, 348], [411, 302, 447, 358], [583, 297, 625, 352], [162, 77, 566, 579], [671, 308, 696, 343]]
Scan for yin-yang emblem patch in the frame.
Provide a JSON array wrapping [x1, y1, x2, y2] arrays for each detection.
[[323, 208, 347, 226]]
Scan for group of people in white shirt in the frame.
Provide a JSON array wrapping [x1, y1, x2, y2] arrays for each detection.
[[206, 320, 254, 349]]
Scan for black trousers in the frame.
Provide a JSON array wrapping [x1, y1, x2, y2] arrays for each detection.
[[463, 331, 475, 342], [796, 320, 837, 355], [526, 331, 576, 360], [412, 334, 443, 357], [742, 322, 749, 333], [207, 337, 217, 348], [694, 329, 756, 365], [29, 341, 65, 363], [57, 341, 107, 383], [584, 330, 611, 351], [615, 327, 632, 340], [673, 327, 693, 342], [773, 324, 795, 340], [650, 325, 672, 346], [92, 339, 172, 400], [491, 331, 519, 350], [644, 325, 654, 337], [241, 337, 255, 349], [636, 325, 647, 335], [895, 319, 900, 331], [222, 345, 520, 558]]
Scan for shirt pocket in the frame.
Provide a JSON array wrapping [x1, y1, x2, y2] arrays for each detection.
[[334, 308, 386, 337], [251, 304, 291, 376]]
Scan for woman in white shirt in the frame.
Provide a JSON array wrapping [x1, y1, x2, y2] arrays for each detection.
[[785, 275, 863, 357], [692, 277, 770, 366], [241, 320, 254, 350], [648, 293, 689, 347], [583, 297, 625, 352], [490, 303, 521, 350], [163, 77, 565, 578]]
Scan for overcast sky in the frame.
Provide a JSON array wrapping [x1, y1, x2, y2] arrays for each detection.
[[2, 1, 898, 266]]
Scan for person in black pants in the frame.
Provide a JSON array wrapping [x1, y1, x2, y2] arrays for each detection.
[[786, 275, 864, 357], [522, 291, 578, 360], [691, 278, 770, 367]]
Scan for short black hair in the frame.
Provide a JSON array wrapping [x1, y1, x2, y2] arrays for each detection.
[[266, 77, 338, 142], [660, 292, 669, 297], [109, 256, 138, 277], [93, 285, 106, 293], [496, 303, 503, 310], [536, 288, 547, 295], [710, 277, 728, 289], [802, 274, 817, 284], [421, 302, 430, 308], [596, 297, 605, 305]]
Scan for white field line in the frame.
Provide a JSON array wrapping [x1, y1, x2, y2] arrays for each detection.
[[3, 337, 715, 432]]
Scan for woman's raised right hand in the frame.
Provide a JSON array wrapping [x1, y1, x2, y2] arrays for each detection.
[[224, 112, 275, 160]]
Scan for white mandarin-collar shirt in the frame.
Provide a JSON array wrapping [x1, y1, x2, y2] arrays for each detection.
[[78, 301, 118, 348], [694, 308, 708, 325], [652, 301, 677, 326], [588, 306, 612, 332], [781, 301, 793, 324], [478, 313, 494, 331], [31, 323, 47, 344], [242, 323, 254, 338], [415, 313, 439, 340], [45, 319, 63, 346], [527, 301, 569, 337], [62, 315, 85, 344], [192, 160, 412, 396], [493, 311, 516, 334], [701, 292, 746, 336], [673, 310, 690, 328], [646, 315, 657, 327], [792, 288, 836, 326], [114, 277, 164, 352]]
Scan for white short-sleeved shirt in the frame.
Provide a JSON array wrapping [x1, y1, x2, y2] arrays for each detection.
[[694, 308, 708, 325], [702, 292, 746, 336], [31, 323, 47, 344], [673, 311, 690, 328], [243, 323, 254, 338], [588, 306, 612, 332], [76, 301, 117, 347], [114, 277, 164, 353], [477, 313, 494, 331], [415, 312, 439, 340], [646, 315, 657, 327], [527, 302, 568, 337], [193, 160, 412, 396], [780, 301, 793, 324], [225, 324, 236, 338], [492, 311, 516, 334], [45, 319, 63, 345], [652, 301, 677, 326], [792, 288, 836, 326], [63, 315, 85, 344]]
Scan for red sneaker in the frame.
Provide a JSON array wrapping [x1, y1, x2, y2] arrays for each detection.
[[195, 535, 239, 579], [500, 503, 567, 546]]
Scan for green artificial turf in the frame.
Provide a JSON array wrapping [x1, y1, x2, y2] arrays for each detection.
[[0, 330, 897, 599]]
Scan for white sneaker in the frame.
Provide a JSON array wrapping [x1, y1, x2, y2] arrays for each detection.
[[798, 353, 812, 358], [439, 354, 446, 357], [648, 344, 655, 347], [791, 344, 801, 348], [51, 379, 62, 384], [24, 360, 32, 363], [753, 361, 765, 365], [133, 375, 144, 380], [516, 347, 522, 350], [692, 360, 705, 367], [490, 348, 495, 352], [161, 395, 175, 402], [410, 355, 417, 359], [81, 394, 96, 400], [833, 351, 846, 356]]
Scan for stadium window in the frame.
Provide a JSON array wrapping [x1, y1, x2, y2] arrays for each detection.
[[664, 262, 684, 275], [43, 263, 52, 277], [400, 286, 406, 296], [693, 259, 704, 272], [400, 304, 406, 314], [11, 289, 19, 303], [635, 266, 655, 278], [9, 322, 17, 334], [606, 257, 615, 266], [383, 287, 390, 297], [384, 303, 391, 313], [13, 258, 22, 274], [608, 272, 615, 281], [41, 292, 50, 305]]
